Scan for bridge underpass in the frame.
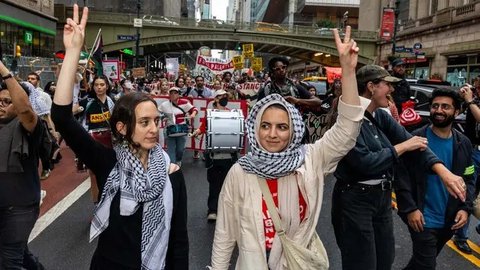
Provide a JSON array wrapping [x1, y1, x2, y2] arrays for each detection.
[[57, 9, 379, 67]]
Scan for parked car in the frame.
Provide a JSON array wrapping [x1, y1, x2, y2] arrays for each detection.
[[142, 15, 179, 26], [410, 83, 466, 132]]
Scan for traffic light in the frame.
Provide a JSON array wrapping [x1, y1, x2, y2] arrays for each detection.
[[15, 45, 21, 57]]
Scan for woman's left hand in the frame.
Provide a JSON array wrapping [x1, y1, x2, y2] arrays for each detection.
[[333, 26, 359, 71]]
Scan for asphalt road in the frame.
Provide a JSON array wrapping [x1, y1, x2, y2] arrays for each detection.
[[29, 150, 480, 270]]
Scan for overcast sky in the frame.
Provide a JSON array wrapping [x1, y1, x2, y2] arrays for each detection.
[[211, 0, 228, 20]]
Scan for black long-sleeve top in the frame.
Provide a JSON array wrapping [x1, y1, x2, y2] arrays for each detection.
[[335, 108, 441, 183], [51, 103, 188, 269]]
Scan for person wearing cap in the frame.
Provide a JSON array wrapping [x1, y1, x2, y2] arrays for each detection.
[[159, 87, 198, 166], [192, 89, 238, 221], [257, 56, 322, 111], [391, 58, 412, 114], [332, 65, 468, 270]]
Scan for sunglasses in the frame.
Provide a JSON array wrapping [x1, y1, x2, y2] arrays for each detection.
[[0, 97, 13, 107]]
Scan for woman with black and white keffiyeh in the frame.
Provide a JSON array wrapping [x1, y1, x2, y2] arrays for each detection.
[[51, 5, 188, 270], [210, 26, 365, 270]]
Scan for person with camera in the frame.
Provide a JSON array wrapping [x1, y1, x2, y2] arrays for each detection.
[[455, 75, 480, 253]]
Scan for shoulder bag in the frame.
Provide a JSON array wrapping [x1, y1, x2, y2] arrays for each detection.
[[257, 178, 329, 270]]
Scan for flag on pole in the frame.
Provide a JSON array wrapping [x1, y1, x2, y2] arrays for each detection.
[[91, 34, 104, 76]]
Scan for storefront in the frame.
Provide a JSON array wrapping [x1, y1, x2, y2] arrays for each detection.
[[444, 54, 480, 87], [0, 1, 56, 58]]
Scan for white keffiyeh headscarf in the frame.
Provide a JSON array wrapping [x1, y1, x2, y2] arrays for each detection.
[[90, 144, 173, 270], [238, 94, 306, 178]]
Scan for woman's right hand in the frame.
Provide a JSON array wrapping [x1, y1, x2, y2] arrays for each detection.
[[395, 136, 428, 156], [63, 4, 88, 51]]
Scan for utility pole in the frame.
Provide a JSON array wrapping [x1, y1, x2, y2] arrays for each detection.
[[135, 0, 141, 67], [391, 0, 400, 55]]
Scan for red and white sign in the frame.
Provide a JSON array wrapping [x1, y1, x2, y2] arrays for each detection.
[[236, 82, 262, 96], [195, 55, 234, 74], [152, 96, 248, 152], [380, 8, 395, 42]]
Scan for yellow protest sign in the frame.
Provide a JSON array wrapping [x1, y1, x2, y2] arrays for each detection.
[[252, 57, 263, 72], [242, 43, 254, 58], [232, 55, 244, 70]]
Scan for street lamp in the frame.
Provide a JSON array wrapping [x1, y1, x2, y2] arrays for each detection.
[[135, 0, 141, 67], [391, 0, 400, 55]]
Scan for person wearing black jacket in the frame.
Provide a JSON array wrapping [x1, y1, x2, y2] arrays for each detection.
[[332, 65, 468, 270], [391, 58, 412, 114], [396, 89, 474, 270], [51, 6, 188, 269]]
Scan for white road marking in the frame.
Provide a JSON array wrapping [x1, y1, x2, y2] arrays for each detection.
[[29, 178, 91, 243]]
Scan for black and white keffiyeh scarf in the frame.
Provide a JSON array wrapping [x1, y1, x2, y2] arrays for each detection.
[[90, 144, 172, 270], [238, 94, 306, 179]]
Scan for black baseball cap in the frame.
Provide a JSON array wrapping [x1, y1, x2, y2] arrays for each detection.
[[357, 65, 401, 85], [391, 58, 405, 67]]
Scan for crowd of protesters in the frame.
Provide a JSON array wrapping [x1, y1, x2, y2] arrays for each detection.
[[2, 4, 480, 270]]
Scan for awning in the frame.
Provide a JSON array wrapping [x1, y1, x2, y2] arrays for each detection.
[[0, 2, 56, 36]]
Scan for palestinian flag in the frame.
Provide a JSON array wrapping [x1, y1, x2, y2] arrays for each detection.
[[91, 35, 103, 76]]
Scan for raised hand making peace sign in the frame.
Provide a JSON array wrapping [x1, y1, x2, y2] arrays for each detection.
[[63, 4, 88, 51], [331, 25, 360, 106]]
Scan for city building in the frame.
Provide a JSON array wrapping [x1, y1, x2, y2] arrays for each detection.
[[0, 0, 56, 81], [377, 0, 480, 84]]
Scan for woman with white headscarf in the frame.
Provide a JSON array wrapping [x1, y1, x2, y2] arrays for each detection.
[[210, 27, 364, 269]]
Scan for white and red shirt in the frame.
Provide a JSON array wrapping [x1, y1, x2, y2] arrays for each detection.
[[159, 98, 198, 126], [262, 179, 307, 251]]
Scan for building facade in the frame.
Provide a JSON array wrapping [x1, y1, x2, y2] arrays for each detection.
[[377, 0, 480, 85], [0, 0, 57, 81]]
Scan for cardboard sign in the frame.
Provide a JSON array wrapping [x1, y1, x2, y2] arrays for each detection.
[[232, 55, 244, 70], [242, 43, 254, 58], [252, 57, 263, 72], [132, 67, 146, 78]]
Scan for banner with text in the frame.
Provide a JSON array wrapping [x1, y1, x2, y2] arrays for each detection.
[[194, 55, 234, 82], [380, 8, 395, 42]]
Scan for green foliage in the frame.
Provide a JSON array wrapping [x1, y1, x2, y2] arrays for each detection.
[[316, 19, 336, 28]]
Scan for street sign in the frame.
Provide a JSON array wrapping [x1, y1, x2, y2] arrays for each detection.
[[413, 43, 422, 50], [24, 31, 33, 44], [134, 18, 143, 28], [117, 35, 136, 41], [395, 45, 405, 53]]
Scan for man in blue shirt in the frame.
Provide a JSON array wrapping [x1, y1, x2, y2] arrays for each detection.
[[396, 89, 475, 269]]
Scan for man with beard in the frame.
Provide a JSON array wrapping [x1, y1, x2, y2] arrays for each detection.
[[396, 89, 475, 269], [189, 75, 214, 98], [391, 58, 411, 113], [0, 61, 45, 269]]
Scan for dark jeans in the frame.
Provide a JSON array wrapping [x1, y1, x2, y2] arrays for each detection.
[[331, 182, 395, 270], [0, 204, 42, 270], [403, 227, 453, 270], [206, 158, 234, 214]]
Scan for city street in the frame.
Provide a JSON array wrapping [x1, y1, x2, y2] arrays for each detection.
[[29, 145, 480, 270]]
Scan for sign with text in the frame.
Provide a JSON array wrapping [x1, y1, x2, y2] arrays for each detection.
[[102, 60, 120, 81], [152, 96, 248, 152], [252, 57, 263, 72], [232, 55, 244, 70], [194, 55, 234, 82], [242, 43, 254, 58], [117, 35, 136, 41], [236, 82, 262, 96], [380, 8, 395, 42]]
